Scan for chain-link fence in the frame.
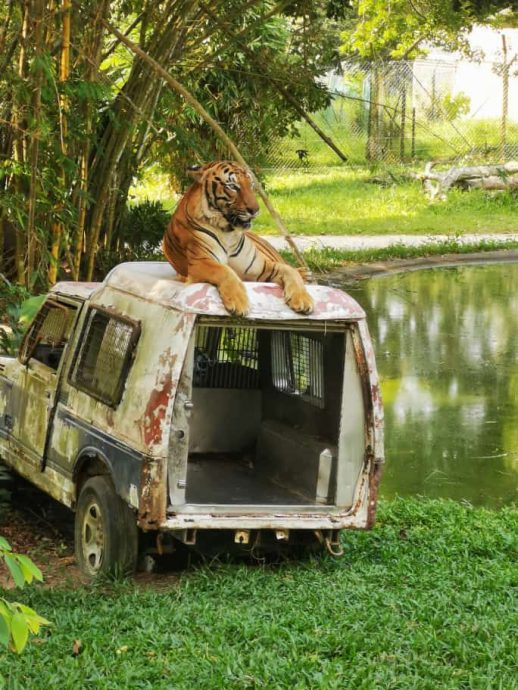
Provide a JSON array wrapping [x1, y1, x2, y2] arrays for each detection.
[[253, 58, 518, 173]]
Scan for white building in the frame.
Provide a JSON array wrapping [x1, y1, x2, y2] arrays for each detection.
[[414, 24, 518, 120]]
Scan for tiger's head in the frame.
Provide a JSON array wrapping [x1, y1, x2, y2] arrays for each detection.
[[187, 161, 260, 231]]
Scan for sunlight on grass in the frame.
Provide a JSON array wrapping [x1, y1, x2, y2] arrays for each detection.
[[132, 166, 517, 238], [3, 499, 517, 689], [255, 169, 518, 236]]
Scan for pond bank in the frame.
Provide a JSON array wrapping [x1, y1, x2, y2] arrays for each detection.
[[265, 234, 518, 273], [325, 248, 518, 282]]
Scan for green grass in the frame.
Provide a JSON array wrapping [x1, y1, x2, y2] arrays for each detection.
[[284, 237, 518, 273], [253, 169, 518, 237], [2, 498, 518, 689]]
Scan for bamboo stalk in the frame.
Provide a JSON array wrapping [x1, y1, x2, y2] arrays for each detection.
[[101, 18, 309, 273], [85, 9, 188, 280], [72, 0, 109, 280], [48, 0, 71, 286], [26, 0, 46, 287], [13, 0, 30, 285]]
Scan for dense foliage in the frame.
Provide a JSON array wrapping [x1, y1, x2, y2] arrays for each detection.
[[0, 0, 514, 288], [0, 0, 341, 288]]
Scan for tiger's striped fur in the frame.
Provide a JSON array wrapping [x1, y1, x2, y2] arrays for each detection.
[[163, 161, 313, 316]]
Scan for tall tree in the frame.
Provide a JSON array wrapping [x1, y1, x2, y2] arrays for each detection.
[[0, 0, 340, 287]]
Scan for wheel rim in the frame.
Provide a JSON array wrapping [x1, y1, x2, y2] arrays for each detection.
[[82, 499, 105, 574]]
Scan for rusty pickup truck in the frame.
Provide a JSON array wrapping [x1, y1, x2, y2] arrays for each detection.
[[0, 262, 384, 576]]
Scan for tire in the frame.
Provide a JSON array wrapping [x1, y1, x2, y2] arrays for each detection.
[[74, 475, 139, 578]]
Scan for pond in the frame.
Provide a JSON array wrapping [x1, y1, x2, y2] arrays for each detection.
[[344, 262, 518, 508]]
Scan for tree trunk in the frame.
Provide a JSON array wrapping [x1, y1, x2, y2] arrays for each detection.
[[418, 161, 518, 199], [71, 0, 110, 280], [26, 0, 46, 286], [85, 3, 197, 279], [12, 0, 30, 285], [48, 0, 72, 286]]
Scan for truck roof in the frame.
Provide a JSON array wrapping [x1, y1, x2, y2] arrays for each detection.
[[53, 261, 365, 321]]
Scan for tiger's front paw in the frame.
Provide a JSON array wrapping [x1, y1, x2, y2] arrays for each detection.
[[219, 281, 250, 317], [286, 287, 314, 315]]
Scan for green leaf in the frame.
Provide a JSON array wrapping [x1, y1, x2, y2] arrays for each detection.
[[4, 554, 26, 588], [10, 613, 29, 653], [0, 614, 10, 648], [0, 537, 12, 552], [17, 605, 51, 633], [16, 555, 43, 584]]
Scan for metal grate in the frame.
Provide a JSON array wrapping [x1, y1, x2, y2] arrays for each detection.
[[70, 308, 140, 407], [193, 326, 259, 389], [271, 331, 325, 408], [20, 301, 75, 363]]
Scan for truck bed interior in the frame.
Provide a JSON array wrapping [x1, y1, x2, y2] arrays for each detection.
[[184, 324, 346, 507]]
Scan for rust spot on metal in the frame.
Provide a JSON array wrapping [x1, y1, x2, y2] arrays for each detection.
[[138, 456, 167, 529], [366, 461, 383, 528], [106, 408, 115, 428]]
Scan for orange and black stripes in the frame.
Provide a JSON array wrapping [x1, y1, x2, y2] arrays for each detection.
[[162, 160, 313, 316]]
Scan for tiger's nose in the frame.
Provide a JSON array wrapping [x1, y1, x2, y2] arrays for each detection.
[[247, 206, 259, 216]]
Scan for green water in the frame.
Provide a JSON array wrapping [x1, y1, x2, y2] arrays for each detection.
[[348, 263, 518, 507]]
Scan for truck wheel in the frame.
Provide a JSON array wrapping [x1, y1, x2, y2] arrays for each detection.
[[75, 476, 138, 578]]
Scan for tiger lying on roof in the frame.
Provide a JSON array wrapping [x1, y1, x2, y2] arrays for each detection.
[[162, 161, 313, 317]]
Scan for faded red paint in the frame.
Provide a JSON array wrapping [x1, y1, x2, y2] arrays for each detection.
[[184, 284, 211, 307], [312, 289, 364, 318], [252, 284, 282, 296], [143, 373, 173, 446]]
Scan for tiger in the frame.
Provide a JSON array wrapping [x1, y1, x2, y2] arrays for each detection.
[[162, 161, 313, 317]]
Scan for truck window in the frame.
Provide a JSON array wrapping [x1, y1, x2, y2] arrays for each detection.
[[271, 331, 325, 408], [19, 300, 77, 370], [69, 308, 140, 407], [193, 326, 259, 389]]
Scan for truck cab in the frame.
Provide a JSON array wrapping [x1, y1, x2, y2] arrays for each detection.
[[0, 262, 383, 576]]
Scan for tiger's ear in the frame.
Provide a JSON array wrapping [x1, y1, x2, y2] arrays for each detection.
[[186, 164, 204, 182]]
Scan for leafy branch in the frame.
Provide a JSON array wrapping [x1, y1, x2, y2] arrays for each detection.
[[0, 536, 51, 654]]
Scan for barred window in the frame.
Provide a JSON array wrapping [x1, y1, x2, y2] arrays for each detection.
[[70, 308, 140, 407], [20, 300, 76, 370], [271, 331, 325, 408], [193, 326, 259, 389]]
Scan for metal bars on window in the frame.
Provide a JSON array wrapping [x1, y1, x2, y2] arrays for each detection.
[[193, 326, 259, 389], [271, 331, 325, 408], [70, 307, 140, 407], [19, 300, 75, 364]]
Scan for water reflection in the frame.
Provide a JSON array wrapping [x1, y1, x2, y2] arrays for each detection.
[[348, 264, 518, 507]]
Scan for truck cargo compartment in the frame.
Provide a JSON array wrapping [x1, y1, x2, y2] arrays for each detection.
[[180, 323, 346, 508]]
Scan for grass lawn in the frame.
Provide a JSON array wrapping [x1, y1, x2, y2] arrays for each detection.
[[2, 498, 517, 689], [253, 169, 518, 237]]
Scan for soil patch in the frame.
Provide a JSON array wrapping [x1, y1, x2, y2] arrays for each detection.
[[0, 473, 82, 589]]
